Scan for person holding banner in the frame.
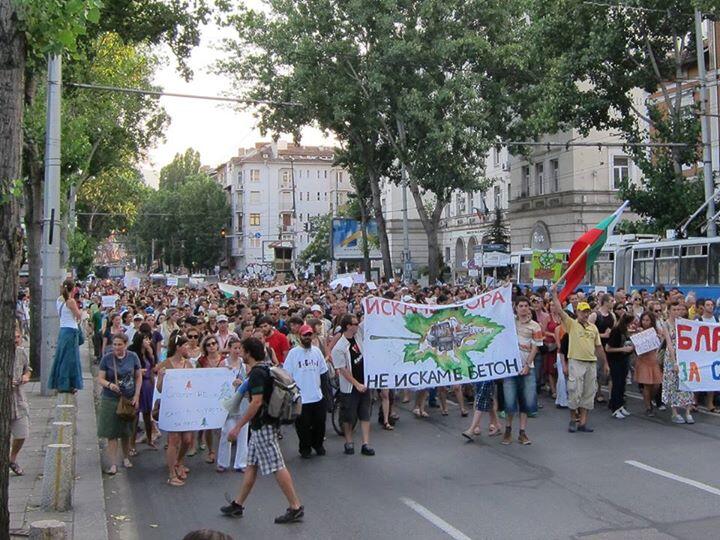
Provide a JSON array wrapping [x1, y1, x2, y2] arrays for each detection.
[[156, 331, 195, 487], [217, 337, 248, 473], [634, 312, 664, 416], [662, 302, 695, 424]]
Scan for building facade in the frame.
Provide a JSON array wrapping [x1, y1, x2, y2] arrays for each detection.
[[214, 141, 352, 272]]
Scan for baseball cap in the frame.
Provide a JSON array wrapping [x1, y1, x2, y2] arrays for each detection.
[[207, 310, 218, 318], [279, 302, 289, 308], [133, 314, 144, 321], [577, 302, 592, 311], [402, 295, 415, 302], [217, 314, 229, 322], [299, 324, 314, 336], [310, 304, 323, 312]]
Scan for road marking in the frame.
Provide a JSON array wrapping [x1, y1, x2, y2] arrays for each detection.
[[400, 497, 473, 540], [625, 460, 720, 496]]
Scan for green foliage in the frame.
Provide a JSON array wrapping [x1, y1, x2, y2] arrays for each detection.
[[131, 151, 231, 271], [299, 213, 332, 266], [485, 207, 510, 247], [68, 229, 97, 279]]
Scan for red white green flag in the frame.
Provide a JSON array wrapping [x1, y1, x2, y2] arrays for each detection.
[[558, 201, 629, 301]]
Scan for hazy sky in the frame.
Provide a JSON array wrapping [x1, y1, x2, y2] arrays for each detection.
[[144, 21, 333, 184]]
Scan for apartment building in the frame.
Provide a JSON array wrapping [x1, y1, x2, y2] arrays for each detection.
[[214, 141, 352, 271]]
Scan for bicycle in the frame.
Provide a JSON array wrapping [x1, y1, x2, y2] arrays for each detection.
[[328, 376, 374, 436]]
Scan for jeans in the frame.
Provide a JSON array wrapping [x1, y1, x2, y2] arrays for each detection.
[[502, 368, 537, 415], [609, 357, 629, 412], [294, 399, 327, 454]]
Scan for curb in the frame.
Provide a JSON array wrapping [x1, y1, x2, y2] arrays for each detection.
[[71, 344, 108, 540]]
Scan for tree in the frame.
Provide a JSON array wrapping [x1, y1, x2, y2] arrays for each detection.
[[299, 214, 332, 267], [524, 0, 720, 233], [0, 0, 102, 534], [159, 148, 202, 191], [68, 229, 96, 279], [485, 207, 510, 247]]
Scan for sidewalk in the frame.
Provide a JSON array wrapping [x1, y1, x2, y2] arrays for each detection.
[[9, 344, 108, 540]]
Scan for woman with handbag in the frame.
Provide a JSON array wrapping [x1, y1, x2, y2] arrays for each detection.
[[48, 279, 84, 393], [97, 333, 142, 475]]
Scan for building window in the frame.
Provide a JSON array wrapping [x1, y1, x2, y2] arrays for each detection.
[[250, 191, 261, 204], [467, 193, 473, 213], [306, 192, 310, 200], [249, 238, 261, 249], [250, 213, 260, 226], [521, 166, 530, 197], [612, 156, 630, 190], [235, 212, 243, 232], [507, 183, 511, 204], [317, 192, 320, 201], [493, 185, 501, 208], [456, 193, 466, 215], [493, 148, 500, 167], [298, 169, 302, 179], [324, 170, 328, 178], [282, 213, 292, 227], [535, 162, 544, 195], [299, 192, 302, 201], [550, 159, 559, 192], [250, 169, 260, 182], [281, 170, 291, 187]]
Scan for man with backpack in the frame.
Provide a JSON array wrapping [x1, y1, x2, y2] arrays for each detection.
[[221, 337, 304, 524]]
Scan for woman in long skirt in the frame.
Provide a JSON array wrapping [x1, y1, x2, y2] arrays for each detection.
[[48, 279, 84, 393]]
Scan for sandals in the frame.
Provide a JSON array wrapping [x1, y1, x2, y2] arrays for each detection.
[[216, 466, 227, 473], [205, 452, 216, 464], [128, 448, 138, 457], [122, 458, 133, 469], [9, 462, 24, 476], [488, 425, 502, 437], [175, 465, 188, 480], [441, 410, 449, 416], [167, 476, 185, 487], [461, 410, 469, 417], [389, 413, 400, 421], [105, 465, 118, 476], [382, 422, 395, 431], [413, 408, 422, 418]]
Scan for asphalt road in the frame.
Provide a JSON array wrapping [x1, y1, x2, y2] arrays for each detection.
[[103, 391, 720, 540]]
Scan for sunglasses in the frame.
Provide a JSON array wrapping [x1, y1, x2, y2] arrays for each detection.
[[187, 334, 199, 339], [206, 342, 218, 346]]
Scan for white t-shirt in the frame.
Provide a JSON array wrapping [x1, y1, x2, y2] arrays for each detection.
[[284, 345, 328, 404]]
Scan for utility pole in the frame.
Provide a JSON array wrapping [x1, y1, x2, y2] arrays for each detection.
[[696, 9, 717, 237], [289, 157, 297, 276], [41, 55, 63, 396], [331, 169, 338, 278]]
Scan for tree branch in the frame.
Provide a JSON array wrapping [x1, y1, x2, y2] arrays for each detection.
[[644, 35, 675, 116]]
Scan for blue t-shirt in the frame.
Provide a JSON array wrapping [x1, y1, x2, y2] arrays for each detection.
[[99, 351, 141, 399]]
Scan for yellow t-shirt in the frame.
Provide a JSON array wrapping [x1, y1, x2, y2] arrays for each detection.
[[563, 316, 601, 362]]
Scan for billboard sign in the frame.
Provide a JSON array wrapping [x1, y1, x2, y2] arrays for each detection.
[[332, 218, 382, 260]]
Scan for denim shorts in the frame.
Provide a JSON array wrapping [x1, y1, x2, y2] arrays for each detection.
[[502, 368, 538, 415]]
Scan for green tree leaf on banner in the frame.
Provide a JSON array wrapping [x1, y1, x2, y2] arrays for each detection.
[[402, 309, 504, 377]]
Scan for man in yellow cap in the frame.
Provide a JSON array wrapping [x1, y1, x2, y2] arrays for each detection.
[[550, 285, 608, 433]]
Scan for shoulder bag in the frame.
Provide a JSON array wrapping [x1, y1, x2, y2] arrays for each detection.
[[113, 356, 136, 421]]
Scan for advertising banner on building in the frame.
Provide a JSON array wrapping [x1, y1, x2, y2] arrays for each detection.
[[530, 251, 564, 281], [675, 319, 720, 391], [361, 286, 521, 389], [331, 218, 382, 260], [158, 368, 236, 432]]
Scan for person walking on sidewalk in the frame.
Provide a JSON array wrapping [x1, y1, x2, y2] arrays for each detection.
[[48, 279, 84, 394], [551, 284, 608, 433], [10, 327, 31, 476], [221, 337, 304, 524], [284, 324, 328, 458]]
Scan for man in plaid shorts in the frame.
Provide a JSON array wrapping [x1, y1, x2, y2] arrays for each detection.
[[221, 337, 304, 524]]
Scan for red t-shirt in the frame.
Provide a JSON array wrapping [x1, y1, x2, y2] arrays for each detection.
[[266, 329, 290, 365]]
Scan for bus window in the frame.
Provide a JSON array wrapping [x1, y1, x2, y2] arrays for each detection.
[[680, 244, 708, 285], [632, 248, 654, 285], [655, 247, 678, 285], [590, 252, 614, 286], [709, 243, 720, 284]]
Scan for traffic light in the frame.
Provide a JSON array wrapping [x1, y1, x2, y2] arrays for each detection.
[[220, 227, 226, 238]]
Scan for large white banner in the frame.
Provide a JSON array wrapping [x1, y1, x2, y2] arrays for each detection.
[[361, 286, 522, 389], [675, 318, 720, 391], [218, 282, 295, 298], [158, 368, 236, 432]]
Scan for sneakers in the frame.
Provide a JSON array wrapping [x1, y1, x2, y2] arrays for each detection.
[[344, 443, 355, 455], [612, 409, 626, 419], [501, 428, 512, 445], [671, 414, 686, 424], [220, 500, 244, 518], [361, 444, 375, 456], [274, 506, 304, 524], [299, 450, 312, 459], [645, 408, 656, 417], [620, 407, 631, 416], [517, 431, 531, 445], [685, 413, 695, 424], [314, 446, 326, 456], [577, 424, 594, 432], [657, 404, 667, 411], [568, 420, 577, 433]]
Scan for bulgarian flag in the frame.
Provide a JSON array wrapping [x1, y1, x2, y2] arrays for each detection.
[[558, 201, 629, 301]]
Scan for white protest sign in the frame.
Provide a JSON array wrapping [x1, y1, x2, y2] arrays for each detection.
[[366, 281, 377, 291], [166, 276, 179, 286], [361, 285, 522, 389], [158, 368, 236, 432], [484, 276, 495, 289], [352, 272, 366, 284], [101, 295, 118, 308], [675, 318, 720, 391], [594, 285, 608, 294], [630, 328, 661, 356]]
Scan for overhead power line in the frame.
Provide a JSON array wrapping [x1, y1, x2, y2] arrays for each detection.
[[65, 82, 302, 107], [501, 141, 691, 149]]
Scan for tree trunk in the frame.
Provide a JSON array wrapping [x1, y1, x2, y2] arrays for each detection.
[[366, 167, 393, 279], [24, 165, 42, 376], [405, 178, 446, 284], [358, 195, 372, 282], [0, 1, 27, 535]]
